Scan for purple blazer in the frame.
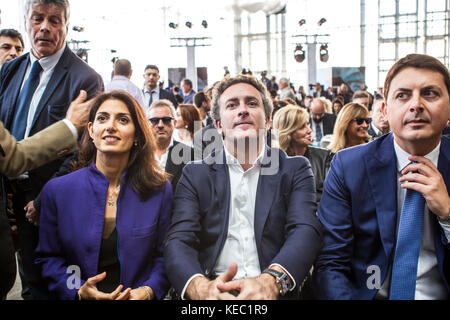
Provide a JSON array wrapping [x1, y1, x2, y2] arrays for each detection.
[[35, 162, 172, 300]]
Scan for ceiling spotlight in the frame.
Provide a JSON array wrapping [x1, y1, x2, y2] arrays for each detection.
[[294, 44, 305, 63], [72, 26, 84, 32], [185, 21, 193, 28], [320, 44, 329, 62], [169, 22, 178, 29], [298, 19, 306, 27], [201, 20, 208, 28], [318, 18, 327, 26]]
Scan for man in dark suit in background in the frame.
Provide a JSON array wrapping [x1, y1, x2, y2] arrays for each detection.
[[143, 65, 178, 112], [147, 99, 193, 192], [0, 0, 103, 299], [310, 98, 336, 146], [164, 75, 321, 300]]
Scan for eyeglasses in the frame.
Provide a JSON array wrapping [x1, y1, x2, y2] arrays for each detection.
[[149, 117, 173, 126], [353, 118, 372, 125]]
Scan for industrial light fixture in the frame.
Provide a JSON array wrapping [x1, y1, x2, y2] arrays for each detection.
[[320, 44, 329, 62], [201, 20, 208, 28], [294, 44, 305, 63], [185, 21, 193, 28], [169, 22, 178, 29], [72, 26, 84, 32], [318, 18, 327, 26], [298, 19, 306, 27]]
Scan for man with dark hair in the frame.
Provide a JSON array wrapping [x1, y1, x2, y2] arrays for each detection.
[[143, 65, 178, 111], [310, 98, 336, 146], [165, 75, 321, 300], [0, 29, 24, 66], [353, 90, 373, 111], [106, 58, 144, 108], [0, 0, 104, 299], [181, 78, 196, 104], [194, 91, 213, 127], [314, 54, 450, 300]]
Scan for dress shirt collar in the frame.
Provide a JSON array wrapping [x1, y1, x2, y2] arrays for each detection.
[[29, 43, 66, 72], [223, 143, 266, 170], [393, 139, 440, 173], [144, 86, 160, 95]]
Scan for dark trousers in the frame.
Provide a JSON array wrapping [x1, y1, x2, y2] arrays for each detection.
[[11, 180, 54, 300]]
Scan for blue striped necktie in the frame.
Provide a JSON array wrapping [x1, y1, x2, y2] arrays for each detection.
[[389, 162, 425, 300], [10, 61, 43, 140]]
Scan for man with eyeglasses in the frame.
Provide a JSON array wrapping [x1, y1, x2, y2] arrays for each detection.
[[310, 98, 337, 146], [314, 54, 450, 300], [147, 99, 193, 191]]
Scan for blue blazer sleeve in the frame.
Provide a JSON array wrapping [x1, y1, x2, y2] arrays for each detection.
[[35, 181, 86, 300], [313, 152, 355, 299], [164, 163, 207, 295], [143, 181, 173, 300]]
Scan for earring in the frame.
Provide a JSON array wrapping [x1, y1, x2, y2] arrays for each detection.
[[134, 141, 138, 147]]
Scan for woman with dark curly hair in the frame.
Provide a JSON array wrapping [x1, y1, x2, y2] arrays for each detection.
[[36, 91, 172, 300]]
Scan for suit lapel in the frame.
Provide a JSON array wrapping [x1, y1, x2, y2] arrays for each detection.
[[3, 56, 30, 128], [165, 142, 178, 179], [30, 46, 70, 131], [209, 150, 232, 266], [254, 147, 281, 250], [364, 134, 398, 259]]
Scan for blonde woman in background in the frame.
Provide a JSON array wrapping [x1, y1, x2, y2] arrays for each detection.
[[273, 105, 333, 203], [328, 102, 372, 154]]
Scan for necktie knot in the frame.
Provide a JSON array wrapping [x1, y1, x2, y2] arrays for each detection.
[[30, 61, 43, 77]]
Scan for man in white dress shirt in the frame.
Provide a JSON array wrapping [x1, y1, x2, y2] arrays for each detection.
[[164, 75, 321, 300]]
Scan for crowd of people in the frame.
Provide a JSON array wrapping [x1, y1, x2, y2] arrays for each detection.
[[0, 0, 449, 301]]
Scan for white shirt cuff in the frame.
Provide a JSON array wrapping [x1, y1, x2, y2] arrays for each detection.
[[181, 274, 204, 300], [62, 119, 78, 140], [439, 221, 450, 244], [269, 263, 297, 291]]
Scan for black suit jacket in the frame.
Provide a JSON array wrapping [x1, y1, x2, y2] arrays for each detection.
[[165, 140, 193, 192], [160, 88, 179, 108], [322, 113, 337, 136], [0, 46, 104, 193]]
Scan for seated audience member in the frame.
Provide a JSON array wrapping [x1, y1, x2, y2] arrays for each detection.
[[173, 104, 202, 147], [328, 102, 371, 154], [35, 91, 172, 300], [194, 92, 213, 127], [273, 105, 333, 203], [310, 98, 337, 146], [332, 96, 345, 115], [369, 97, 390, 138], [314, 53, 450, 300], [147, 99, 194, 191], [164, 75, 321, 300]]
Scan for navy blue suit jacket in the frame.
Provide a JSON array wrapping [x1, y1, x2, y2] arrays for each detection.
[[314, 134, 450, 299], [0, 46, 103, 191], [164, 147, 322, 297]]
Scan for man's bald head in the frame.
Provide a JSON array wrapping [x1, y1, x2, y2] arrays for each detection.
[[311, 98, 326, 123]]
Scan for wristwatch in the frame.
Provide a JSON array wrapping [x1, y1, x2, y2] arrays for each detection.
[[438, 213, 450, 225], [262, 268, 294, 296]]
